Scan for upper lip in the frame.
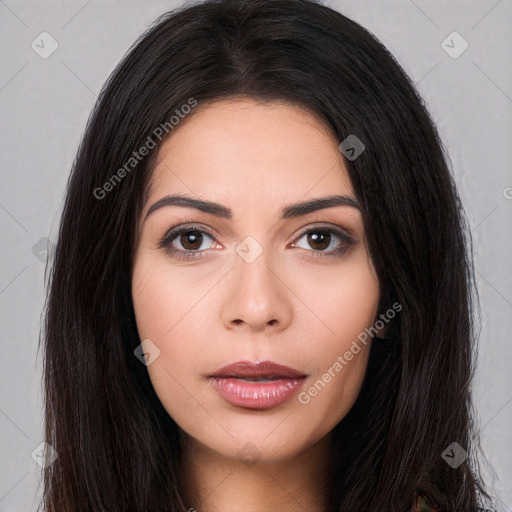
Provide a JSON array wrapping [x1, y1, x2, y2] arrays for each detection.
[[208, 360, 307, 379]]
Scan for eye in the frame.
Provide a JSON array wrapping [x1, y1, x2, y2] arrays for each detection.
[[292, 226, 354, 257], [158, 223, 354, 261], [159, 225, 216, 260]]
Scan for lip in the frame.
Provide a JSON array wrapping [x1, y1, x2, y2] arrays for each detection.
[[208, 360, 307, 410], [209, 360, 307, 379]]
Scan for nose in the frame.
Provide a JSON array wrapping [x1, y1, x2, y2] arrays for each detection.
[[220, 243, 293, 333]]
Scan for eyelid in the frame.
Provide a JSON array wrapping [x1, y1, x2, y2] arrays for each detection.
[[289, 224, 355, 257], [158, 220, 356, 259], [158, 222, 217, 250], [292, 222, 354, 242]]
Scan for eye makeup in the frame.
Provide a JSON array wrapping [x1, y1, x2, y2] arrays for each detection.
[[157, 221, 356, 261]]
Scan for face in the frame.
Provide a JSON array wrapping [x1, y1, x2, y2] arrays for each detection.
[[131, 98, 380, 464]]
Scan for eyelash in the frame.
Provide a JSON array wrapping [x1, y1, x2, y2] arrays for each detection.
[[158, 223, 354, 261]]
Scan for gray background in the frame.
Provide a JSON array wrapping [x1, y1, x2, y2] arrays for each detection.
[[1, 0, 511, 510]]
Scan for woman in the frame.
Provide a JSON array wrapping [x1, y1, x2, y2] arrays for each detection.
[[39, 0, 495, 510]]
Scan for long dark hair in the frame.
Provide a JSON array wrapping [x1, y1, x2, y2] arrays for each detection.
[[39, 0, 494, 510]]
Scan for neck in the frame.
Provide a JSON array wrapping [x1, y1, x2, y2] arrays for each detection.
[[179, 433, 332, 512]]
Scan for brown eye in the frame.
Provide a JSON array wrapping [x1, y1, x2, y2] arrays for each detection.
[[159, 225, 216, 258], [294, 226, 354, 257], [306, 231, 331, 251], [179, 230, 204, 250]]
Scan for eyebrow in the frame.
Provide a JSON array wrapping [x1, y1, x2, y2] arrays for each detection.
[[144, 193, 360, 221]]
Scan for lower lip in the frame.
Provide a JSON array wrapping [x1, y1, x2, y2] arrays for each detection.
[[209, 377, 305, 410]]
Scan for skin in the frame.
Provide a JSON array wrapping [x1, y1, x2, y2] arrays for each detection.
[[131, 97, 381, 512]]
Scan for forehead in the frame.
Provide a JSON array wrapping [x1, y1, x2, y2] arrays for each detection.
[[146, 97, 354, 211]]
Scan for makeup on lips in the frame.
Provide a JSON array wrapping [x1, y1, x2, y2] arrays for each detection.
[[207, 360, 307, 410]]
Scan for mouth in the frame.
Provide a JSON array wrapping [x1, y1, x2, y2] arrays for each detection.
[[208, 360, 307, 410], [208, 360, 307, 379], [222, 375, 293, 382]]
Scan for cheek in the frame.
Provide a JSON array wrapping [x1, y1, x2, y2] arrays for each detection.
[[131, 255, 213, 344], [321, 266, 379, 339], [131, 259, 213, 424], [291, 255, 379, 424], [294, 250, 380, 344]]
